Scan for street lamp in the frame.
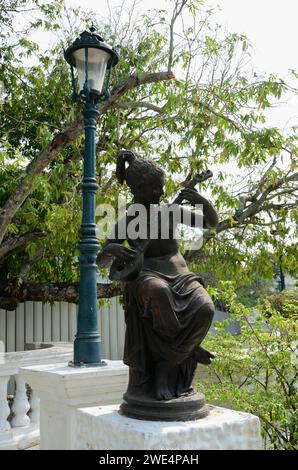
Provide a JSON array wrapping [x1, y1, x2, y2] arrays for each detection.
[[64, 26, 119, 366]]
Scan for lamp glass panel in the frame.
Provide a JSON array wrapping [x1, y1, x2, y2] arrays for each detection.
[[73, 47, 110, 93]]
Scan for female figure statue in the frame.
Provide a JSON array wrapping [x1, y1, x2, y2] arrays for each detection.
[[98, 150, 218, 419]]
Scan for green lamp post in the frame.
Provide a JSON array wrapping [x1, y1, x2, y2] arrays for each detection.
[[64, 26, 119, 366]]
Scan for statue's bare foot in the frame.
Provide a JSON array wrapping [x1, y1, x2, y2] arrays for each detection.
[[193, 346, 215, 365], [154, 361, 174, 401]]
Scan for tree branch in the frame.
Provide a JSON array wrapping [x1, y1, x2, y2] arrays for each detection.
[[0, 116, 83, 246], [100, 71, 175, 113], [249, 156, 277, 202], [117, 101, 163, 113], [260, 202, 297, 212], [168, 0, 189, 72], [0, 229, 46, 259], [197, 173, 297, 246], [234, 171, 298, 223], [0, 71, 175, 245], [0, 281, 123, 311], [18, 246, 45, 282]]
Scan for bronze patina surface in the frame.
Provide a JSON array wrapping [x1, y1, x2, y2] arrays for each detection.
[[98, 150, 218, 421]]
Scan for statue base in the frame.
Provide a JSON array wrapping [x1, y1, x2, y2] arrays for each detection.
[[75, 404, 263, 449], [120, 391, 209, 421]]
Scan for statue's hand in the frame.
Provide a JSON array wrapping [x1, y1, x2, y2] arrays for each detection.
[[97, 252, 111, 268], [179, 188, 202, 206], [97, 243, 137, 268], [104, 243, 138, 259], [194, 346, 216, 365]]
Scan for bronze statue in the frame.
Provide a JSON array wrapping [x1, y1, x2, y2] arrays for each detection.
[[98, 150, 219, 421]]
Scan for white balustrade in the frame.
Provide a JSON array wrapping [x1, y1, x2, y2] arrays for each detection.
[[29, 390, 40, 424], [11, 376, 30, 427], [0, 343, 73, 449], [0, 375, 11, 432]]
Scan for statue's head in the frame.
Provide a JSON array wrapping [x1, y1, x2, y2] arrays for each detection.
[[116, 150, 165, 204]]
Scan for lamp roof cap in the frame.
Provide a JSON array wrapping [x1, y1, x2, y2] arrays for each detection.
[[64, 26, 119, 69]]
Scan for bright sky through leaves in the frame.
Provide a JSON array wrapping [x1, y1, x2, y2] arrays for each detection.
[[63, 0, 298, 129]]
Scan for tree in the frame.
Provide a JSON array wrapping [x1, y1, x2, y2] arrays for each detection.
[[0, 0, 297, 309]]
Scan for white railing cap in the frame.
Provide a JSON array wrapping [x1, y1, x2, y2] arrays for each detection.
[[0, 343, 73, 376]]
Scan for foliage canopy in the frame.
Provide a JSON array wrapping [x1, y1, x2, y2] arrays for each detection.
[[0, 0, 297, 307]]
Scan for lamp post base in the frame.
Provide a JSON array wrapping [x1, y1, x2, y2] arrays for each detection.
[[68, 360, 107, 368], [73, 336, 104, 366]]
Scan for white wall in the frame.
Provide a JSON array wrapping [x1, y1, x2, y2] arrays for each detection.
[[0, 299, 126, 360]]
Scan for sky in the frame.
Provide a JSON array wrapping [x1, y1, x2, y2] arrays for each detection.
[[208, 0, 298, 129], [43, 0, 295, 191], [61, 0, 298, 130]]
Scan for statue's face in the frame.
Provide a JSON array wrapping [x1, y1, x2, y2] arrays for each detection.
[[133, 181, 164, 204]]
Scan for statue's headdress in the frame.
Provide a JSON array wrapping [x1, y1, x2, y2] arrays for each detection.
[[116, 150, 165, 193]]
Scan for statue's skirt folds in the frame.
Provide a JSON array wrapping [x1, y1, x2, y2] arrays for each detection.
[[123, 252, 215, 398]]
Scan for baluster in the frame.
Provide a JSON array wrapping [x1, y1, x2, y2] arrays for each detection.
[[11, 375, 30, 427], [0, 375, 11, 431], [29, 389, 40, 424]]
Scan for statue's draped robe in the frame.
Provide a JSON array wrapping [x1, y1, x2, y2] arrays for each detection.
[[123, 251, 214, 397]]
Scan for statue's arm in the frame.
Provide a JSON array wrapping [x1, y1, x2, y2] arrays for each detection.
[[97, 215, 138, 268], [176, 189, 218, 229], [97, 216, 128, 267], [177, 206, 203, 228]]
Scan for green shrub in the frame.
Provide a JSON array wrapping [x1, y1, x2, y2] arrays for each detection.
[[197, 282, 298, 450], [267, 290, 298, 320]]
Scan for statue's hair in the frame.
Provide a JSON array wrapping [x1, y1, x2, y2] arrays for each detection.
[[116, 150, 165, 192]]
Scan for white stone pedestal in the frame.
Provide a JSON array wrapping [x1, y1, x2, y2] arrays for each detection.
[[75, 404, 263, 450], [20, 360, 128, 450]]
